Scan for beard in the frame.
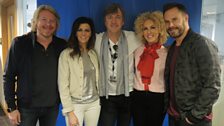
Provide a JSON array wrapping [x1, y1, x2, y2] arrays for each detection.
[[167, 24, 185, 38]]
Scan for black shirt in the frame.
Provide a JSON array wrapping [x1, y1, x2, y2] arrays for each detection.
[[31, 41, 58, 107]]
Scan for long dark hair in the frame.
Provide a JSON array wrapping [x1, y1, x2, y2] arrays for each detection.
[[68, 17, 96, 58]]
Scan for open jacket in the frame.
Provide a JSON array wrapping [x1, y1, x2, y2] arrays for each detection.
[[3, 32, 67, 109], [164, 29, 221, 123], [94, 30, 141, 97], [58, 48, 99, 114]]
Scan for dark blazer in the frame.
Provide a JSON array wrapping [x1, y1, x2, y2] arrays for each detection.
[[3, 32, 67, 109]]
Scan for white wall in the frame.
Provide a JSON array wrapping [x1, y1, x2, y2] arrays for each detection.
[[0, 57, 4, 107], [201, 0, 224, 126], [17, 0, 36, 35]]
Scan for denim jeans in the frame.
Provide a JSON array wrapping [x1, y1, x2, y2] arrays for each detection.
[[19, 105, 59, 126], [98, 95, 131, 126]]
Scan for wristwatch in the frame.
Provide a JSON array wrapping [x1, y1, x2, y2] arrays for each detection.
[[7, 107, 16, 113]]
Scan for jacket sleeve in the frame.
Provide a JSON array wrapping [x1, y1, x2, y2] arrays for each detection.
[[3, 38, 18, 109], [187, 38, 221, 123], [58, 50, 74, 115]]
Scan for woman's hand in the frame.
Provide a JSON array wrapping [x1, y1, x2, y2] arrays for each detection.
[[68, 111, 79, 126]]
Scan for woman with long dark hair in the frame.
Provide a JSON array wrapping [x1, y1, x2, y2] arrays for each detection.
[[58, 17, 100, 126]]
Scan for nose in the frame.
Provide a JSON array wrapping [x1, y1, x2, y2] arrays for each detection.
[[46, 19, 55, 25], [81, 30, 86, 35], [111, 17, 116, 23], [46, 20, 51, 25], [147, 28, 152, 33]]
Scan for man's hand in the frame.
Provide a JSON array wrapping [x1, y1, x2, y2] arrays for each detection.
[[185, 117, 194, 125], [8, 110, 21, 125]]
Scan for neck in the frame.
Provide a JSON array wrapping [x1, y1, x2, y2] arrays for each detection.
[[80, 44, 87, 52], [147, 42, 158, 45], [107, 31, 121, 44], [36, 33, 53, 49], [175, 27, 189, 46]]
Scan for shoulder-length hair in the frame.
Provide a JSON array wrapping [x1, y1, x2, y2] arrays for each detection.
[[134, 11, 167, 44], [31, 5, 60, 33], [68, 17, 96, 58]]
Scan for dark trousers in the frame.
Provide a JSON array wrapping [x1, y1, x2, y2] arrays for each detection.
[[169, 115, 212, 126], [131, 90, 165, 126], [98, 95, 131, 126], [19, 105, 59, 126]]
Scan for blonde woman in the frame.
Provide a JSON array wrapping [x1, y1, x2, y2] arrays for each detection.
[[132, 11, 168, 126]]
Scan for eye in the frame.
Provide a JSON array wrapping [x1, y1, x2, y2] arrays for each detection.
[[40, 18, 47, 21], [165, 20, 169, 24], [143, 27, 148, 31], [77, 29, 91, 32], [107, 15, 112, 19], [151, 26, 157, 29], [49, 19, 56, 24], [172, 17, 178, 22], [77, 29, 82, 32], [84, 29, 91, 32], [116, 15, 122, 19]]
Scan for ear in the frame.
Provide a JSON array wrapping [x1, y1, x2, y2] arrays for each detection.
[[184, 14, 189, 22]]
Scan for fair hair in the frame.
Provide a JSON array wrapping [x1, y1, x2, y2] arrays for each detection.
[[134, 11, 167, 44], [31, 5, 60, 32]]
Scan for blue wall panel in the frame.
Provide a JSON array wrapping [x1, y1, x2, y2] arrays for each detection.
[[37, 0, 202, 39], [36, 0, 202, 126]]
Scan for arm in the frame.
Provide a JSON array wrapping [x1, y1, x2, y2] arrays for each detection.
[[58, 50, 74, 115], [3, 38, 21, 125], [187, 38, 221, 123], [3, 38, 18, 110]]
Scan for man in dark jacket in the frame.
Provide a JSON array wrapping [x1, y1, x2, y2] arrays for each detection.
[[3, 5, 66, 126], [163, 2, 221, 126]]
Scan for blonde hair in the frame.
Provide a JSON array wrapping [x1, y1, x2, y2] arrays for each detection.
[[134, 11, 167, 44], [31, 5, 60, 32]]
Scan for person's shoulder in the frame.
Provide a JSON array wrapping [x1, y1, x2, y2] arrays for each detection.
[[12, 32, 33, 46], [123, 30, 141, 49], [16, 32, 31, 40], [189, 30, 210, 43], [95, 32, 105, 47], [96, 32, 105, 39], [123, 30, 135, 36], [89, 49, 97, 55], [191, 31, 216, 47], [54, 36, 67, 44], [189, 31, 219, 53], [123, 30, 138, 41], [60, 48, 72, 56], [158, 46, 168, 53]]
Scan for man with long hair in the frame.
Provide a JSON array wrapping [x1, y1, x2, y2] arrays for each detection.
[[4, 5, 66, 126]]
